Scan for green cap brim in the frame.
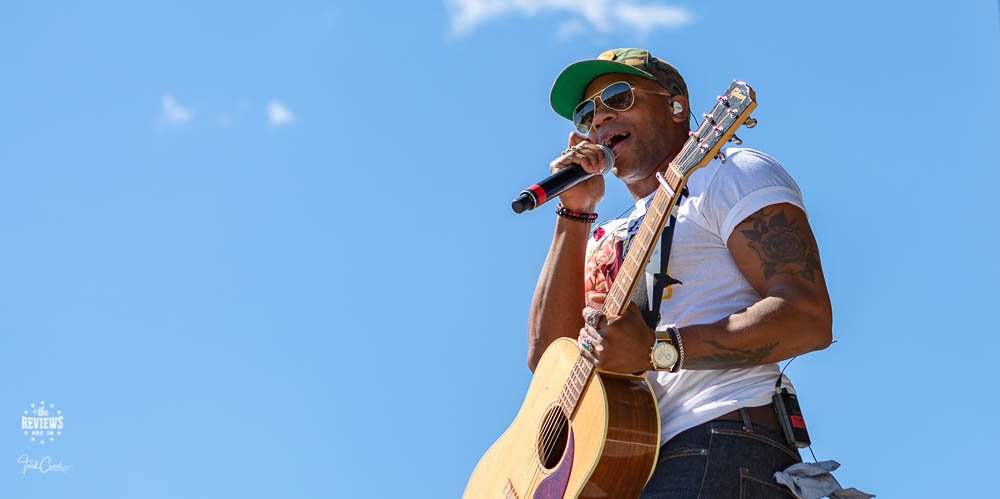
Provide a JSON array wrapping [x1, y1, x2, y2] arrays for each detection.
[[550, 60, 657, 121]]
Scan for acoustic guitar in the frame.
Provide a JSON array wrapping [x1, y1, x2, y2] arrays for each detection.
[[465, 81, 759, 499]]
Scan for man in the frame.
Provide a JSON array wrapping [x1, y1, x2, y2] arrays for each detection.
[[527, 48, 832, 497]]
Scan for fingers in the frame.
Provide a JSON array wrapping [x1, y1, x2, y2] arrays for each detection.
[[609, 302, 640, 326], [575, 146, 604, 173], [577, 325, 604, 364], [572, 143, 607, 175], [550, 142, 608, 175], [579, 306, 608, 363], [566, 131, 589, 148], [582, 307, 608, 329]]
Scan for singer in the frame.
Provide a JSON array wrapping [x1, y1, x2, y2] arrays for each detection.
[[528, 49, 833, 497]]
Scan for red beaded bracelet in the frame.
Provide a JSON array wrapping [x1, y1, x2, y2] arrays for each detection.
[[556, 203, 598, 223]]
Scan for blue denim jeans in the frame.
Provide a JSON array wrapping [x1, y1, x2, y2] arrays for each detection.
[[641, 417, 802, 498]]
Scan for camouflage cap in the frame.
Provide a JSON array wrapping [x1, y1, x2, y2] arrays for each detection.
[[550, 48, 688, 121]]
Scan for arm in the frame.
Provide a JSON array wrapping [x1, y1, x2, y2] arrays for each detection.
[[681, 203, 832, 369], [527, 135, 608, 371], [577, 203, 831, 373], [526, 217, 591, 371]]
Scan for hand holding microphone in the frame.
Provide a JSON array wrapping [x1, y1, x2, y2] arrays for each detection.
[[511, 136, 614, 214]]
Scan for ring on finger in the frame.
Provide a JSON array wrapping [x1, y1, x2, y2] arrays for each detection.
[[581, 338, 593, 351]]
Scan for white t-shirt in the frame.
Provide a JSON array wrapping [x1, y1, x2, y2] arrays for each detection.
[[583, 147, 806, 445]]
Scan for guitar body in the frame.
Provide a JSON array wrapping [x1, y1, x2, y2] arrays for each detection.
[[464, 338, 660, 499]]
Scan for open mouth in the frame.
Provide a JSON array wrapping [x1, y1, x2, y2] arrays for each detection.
[[602, 132, 630, 155]]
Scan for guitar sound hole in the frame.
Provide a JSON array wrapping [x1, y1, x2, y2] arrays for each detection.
[[537, 407, 569, 469]]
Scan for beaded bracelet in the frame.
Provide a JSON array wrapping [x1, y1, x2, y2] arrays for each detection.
[[556, 203, 598, 223]]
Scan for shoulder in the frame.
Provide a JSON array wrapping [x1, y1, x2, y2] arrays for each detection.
[[684, 148, 798, 197], [686, 148, 806, 240], [714, 148, 800, 192], [693, 147, 802, 201]]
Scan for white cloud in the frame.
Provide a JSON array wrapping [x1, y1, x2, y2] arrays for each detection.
[[267, 101, 294, 127], [160, 94, 193, 126], [555, 19, 585, 40], [445, 0, 693, 38]]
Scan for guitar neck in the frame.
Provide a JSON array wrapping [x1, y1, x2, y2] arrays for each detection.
[[602, 164, 688, 318]]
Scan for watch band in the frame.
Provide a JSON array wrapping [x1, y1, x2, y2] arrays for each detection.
[[666, 326, 684, 373]]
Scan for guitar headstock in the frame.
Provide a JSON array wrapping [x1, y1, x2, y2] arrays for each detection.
[[672, 80, 757, 176]]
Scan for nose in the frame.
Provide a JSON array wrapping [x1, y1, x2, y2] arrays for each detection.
[[590, 100, 618, 134]]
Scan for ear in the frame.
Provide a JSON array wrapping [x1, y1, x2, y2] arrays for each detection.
[[668, 96, 689, 124]]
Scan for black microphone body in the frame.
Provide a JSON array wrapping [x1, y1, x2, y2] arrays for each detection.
[[511, 145, 614, 214]]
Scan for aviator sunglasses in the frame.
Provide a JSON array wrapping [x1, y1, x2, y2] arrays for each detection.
[[572, 81, 673, 134]]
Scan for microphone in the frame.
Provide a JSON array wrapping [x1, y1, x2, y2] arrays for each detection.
[[511, 145, 615, 214]]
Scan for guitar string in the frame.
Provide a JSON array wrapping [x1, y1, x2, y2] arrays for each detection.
[[525, 359, 582, 491], [517, 127, 646, 496], [521, 350, 586, 492], [522, 99, 734, 494], [526, 148, 687, 492], [532, 349, 601, 491], [533, 165, 708, 493], [526, 379, 576, 491], [528, 355, 581, 490], [521, 372, 572, 492]]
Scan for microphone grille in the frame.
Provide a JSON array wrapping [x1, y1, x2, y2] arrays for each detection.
[[597, 145, 615, 174]]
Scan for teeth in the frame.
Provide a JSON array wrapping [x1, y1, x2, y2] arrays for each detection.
[[603, 133, 628, 148]]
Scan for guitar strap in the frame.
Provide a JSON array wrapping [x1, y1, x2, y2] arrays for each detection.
[[631, 194, 685, 329]]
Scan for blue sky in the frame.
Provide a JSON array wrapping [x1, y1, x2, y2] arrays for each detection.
[[2, 1, 998, 497]]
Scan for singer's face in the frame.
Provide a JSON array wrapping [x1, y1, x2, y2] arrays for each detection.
[[582, 74, 686, 195]]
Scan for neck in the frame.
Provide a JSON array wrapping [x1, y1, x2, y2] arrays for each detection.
[[624, 149, 681, 200], [624, 124, 688, 200]]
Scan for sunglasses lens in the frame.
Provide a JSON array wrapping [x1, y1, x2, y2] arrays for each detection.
[[572, 100, 595, 133], [602, 82, 634, 111]]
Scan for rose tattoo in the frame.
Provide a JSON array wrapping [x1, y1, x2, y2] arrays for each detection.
[[740, 208, 821, 282]]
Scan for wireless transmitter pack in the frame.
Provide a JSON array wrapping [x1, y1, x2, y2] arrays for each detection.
[[773, 387, 811, 448]]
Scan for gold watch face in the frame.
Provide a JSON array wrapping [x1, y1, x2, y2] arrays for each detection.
[[652, 343, 678, 369]]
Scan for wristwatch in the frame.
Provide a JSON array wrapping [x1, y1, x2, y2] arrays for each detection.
[[650, 329, 679, 371]]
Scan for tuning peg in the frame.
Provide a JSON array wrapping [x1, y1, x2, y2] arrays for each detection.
[[715, 151, 727, 163], [744, 117, 757, 128], [717, 95, 730, 107], [729, 134, 743, 145]]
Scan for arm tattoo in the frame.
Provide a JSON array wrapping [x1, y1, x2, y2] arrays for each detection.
[[685, 339, 778, 369], [740, 208, 821, 282]]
